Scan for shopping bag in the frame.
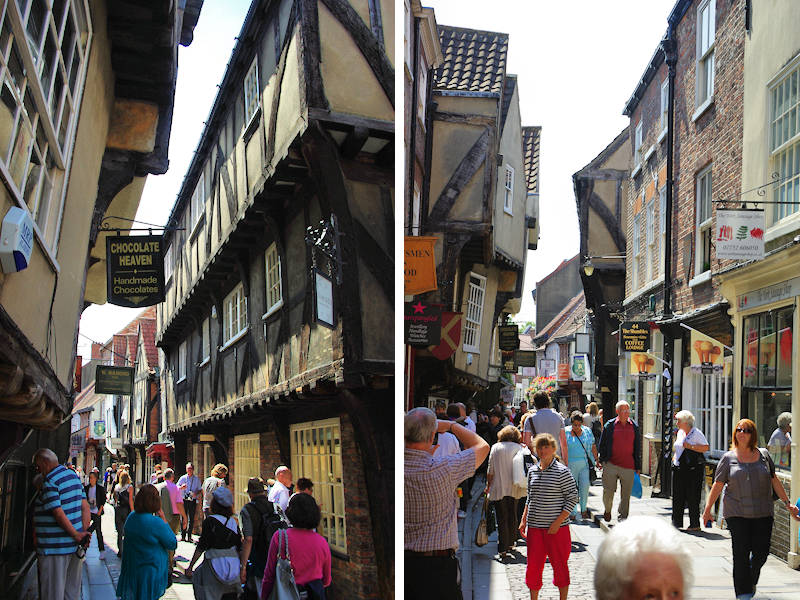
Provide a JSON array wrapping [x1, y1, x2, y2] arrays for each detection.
[[631, 472, 643, 499], [474, 497, 489, 547]]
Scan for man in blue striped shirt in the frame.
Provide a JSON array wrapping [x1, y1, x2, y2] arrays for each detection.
[[33, 448, 91, 600]]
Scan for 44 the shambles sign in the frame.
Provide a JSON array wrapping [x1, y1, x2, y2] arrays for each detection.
[[106, 235, 165, 307], [620, 322, 650, 352]]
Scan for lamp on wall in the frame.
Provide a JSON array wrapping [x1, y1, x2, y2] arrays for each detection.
[[582, 254, 626, 277]]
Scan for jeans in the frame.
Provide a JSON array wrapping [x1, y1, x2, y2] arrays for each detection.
[[90, 513, 104, 550], [114, 507, 130, 555], [404, 552, 462, 600], [671, 465, 703, 528], [183, 499, 197, 538], [568, 461, 591, 515], [492, 496, 518, 554], [726, 516, 773, 596]]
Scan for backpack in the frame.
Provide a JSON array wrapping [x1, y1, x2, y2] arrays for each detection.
[[245, 496, 287, 559]]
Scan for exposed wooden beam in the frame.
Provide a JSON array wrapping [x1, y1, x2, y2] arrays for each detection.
[[340, 126, 369, 159], [434, 111, 496, 127]]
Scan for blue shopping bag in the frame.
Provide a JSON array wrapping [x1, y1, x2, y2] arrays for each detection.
[[631, 472, 643, 499]]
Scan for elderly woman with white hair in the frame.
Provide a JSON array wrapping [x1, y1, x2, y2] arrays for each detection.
[[767, 411, 792, 468], [671, 409, 709, 530], [594, 516, 692, 599]]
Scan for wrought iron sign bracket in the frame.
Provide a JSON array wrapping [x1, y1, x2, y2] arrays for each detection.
[[305, 214, 345, 285]]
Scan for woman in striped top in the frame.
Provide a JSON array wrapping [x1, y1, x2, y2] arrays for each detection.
[[518, 433, 578, 600]]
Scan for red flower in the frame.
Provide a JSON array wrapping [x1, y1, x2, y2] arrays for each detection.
[[750, 227, 764, 240]]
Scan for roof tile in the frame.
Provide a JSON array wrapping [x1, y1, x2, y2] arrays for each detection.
[[522, 126, 541, 195], [435, 25, 508, 95]]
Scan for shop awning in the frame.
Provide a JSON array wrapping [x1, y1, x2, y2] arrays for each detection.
[[145, 441, 173, 457]]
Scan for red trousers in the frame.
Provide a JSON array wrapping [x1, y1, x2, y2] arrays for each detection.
[[525, 525, 571, 590]]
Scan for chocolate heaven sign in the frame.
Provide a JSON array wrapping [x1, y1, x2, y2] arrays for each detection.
[[106, 235, 166, 307]]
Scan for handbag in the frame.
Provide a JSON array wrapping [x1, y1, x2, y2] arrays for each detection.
[[757, 448, 779, 501], [474, 497, 489, 547], [268, 529, 302, 600], [576, 430, 597, 485]]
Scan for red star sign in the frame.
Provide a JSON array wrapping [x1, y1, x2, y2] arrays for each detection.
[[412, 302, 427, 314]]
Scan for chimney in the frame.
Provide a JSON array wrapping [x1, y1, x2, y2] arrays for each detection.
[[91, 343, 103, 360]]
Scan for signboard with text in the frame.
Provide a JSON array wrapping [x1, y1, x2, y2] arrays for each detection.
[[557, 363, 570, 380], [404, 236, 438, 295], [314, 269, 336, 328], [498, 325, 520, 351], [502, 351, 516, 374], [715, 209, 765, 260], [106, 235, 165, 307], [404, 302, 441, 346], [620, 322, 650, 352], [95, 365, 134, 395], [515, 350, 536, 368], [690, 329, 724, 374], [570, 354, 590, 381]]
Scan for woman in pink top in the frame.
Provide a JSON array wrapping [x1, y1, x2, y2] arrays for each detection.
[[261, 493, 332, 599]]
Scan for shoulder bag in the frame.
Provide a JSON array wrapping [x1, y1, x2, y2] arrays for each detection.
[[268, 528, 302, 600], [474, 496, 489, 547], [757, 448, 779, 501], [574, 429, 596, 484]]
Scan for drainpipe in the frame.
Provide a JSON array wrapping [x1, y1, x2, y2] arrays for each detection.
[[655, 25, 678, 498], [406, 17, 420, 235]]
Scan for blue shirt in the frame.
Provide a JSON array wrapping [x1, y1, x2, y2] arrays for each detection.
[[34, 465, 85, 555], [177, 473, 202, 499], [566, 426, 595, 466]]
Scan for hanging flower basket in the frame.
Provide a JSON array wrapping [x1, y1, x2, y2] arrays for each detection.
[[527, 376, 556, 399]]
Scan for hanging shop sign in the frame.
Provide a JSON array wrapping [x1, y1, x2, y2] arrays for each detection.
[[582, 381, 596, 394], [106, 235, 165, 307], [620, 322, 650, 352], [313, 269, 336, 328], [92, 421, 106, 439], [539, 359, 555, 377], [630, 352, 658, 378], [429, 312, 462, 360], [404, 301, 441, 346], [557, 363, 570, 380], [515, 350, 537, 368], [0, 207, 34, 273], [570, 354, 590, 381], [521, 367, 536, 377], [690, 329, 724, 374], [404, 236, 438, 295], [502, 351, 516, 374], [69, 430, 86, 455], [736, 275, 800, 311], [498, 325, 520, 351], [95, 365, 134, 395], [715, 209, 765, 260]]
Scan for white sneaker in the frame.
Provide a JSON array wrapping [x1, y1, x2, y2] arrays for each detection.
[[457, 510, 467, 519], [99, 551, 105, 560]]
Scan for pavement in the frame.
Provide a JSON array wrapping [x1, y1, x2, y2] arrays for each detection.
[[458, 473, 800, 600], [81, 504, 204, 600]]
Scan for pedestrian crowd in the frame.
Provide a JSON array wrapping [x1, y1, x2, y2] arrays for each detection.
[[405, 392, 800, 600], [32, 451, 331, 600]]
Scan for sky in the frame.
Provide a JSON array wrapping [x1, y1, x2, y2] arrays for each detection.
[[79, 0, 677, 357]]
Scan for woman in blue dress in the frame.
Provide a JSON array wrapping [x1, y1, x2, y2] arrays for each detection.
[[116, 483, 177, 600], [565, 410, 598, 520]]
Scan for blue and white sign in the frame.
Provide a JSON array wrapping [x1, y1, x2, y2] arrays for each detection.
[[0, 207, 34, 273]]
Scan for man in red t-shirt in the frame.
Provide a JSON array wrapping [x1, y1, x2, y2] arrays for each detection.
[[597, 400, 641, 522]]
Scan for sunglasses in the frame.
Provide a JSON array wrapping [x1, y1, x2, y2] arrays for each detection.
[[736, 427, 753, 433]]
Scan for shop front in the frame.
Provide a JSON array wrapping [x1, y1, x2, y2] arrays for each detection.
[[719, 245, 800, 565]]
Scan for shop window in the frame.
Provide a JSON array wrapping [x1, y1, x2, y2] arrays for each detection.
[[290, 418, 347, 554], [748, 390, 792, 469], [233, 433, 260, 513]]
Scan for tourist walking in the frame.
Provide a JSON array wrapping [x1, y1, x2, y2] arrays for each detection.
[[565, 410, 597, 520], [156, 468, 186, 574], [702, 418, 800, 600], [116, 484, 177, 600], [177, 462, 202, 542], [185, 487, 244, 600], [486, 425, 525, 559], [84, 471, 107, 559], [597, 400, 641, 521], [671, 410, 709, 530], [32, 448, 91, 600], [519, 433, 577, 600], [202, 464, 228, 516], [268, 466, 293, 512], [240, 477, 283, 599], [524, 392, 568, 463], [261, 493, 332, 599], [113, 470, 135, 556]]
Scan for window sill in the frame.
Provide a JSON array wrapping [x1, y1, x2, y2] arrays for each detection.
[[623, 275, 665, 306], [689, 270, 712, 288], [218, 327, 249, 352], [631, 162, 642, 179], [658, 128, 667, 144], [189, 213, 205, 241], [197, 357, 210, 368], [462, 346, 480, 354], [764, 213, 800, 242], [691, 97, 714, 123], [503, 207, 513, 217], [643, 144, 656, 163], [262, 300, 284, 320], [176, 376, 186, 385], [243, 106, 262, 143]]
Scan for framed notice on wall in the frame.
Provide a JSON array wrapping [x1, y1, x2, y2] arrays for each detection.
[[313, 268, 336, 329]]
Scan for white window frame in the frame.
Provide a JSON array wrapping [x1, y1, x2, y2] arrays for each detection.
[[201, 317, 210, 364], [632, 211, 641, 291], [190, 171, 205, 230], [243, 58, 259, 126], [177, 340, 187, 382], [695, 0, 715, 109], [164, 244, 173, 283], [233, 433, 260, 513], [646, 199, 655, 281], [503, 165, 514, 215], [659, 185, 667, 274], [0, 0, 92, 264], [222, 283, 248, 346], [263, 242, 283, 318], [290, 418, 347, 554], [404, 0, 412, 74], [463, 272, 486, 354], [633, 121, 643, 170], [411, 183, 421, 233], [660, 79, 669, 138], [417, 63, 427, 125], [695, 165, 713, 277], [768, 57, 800, 228]]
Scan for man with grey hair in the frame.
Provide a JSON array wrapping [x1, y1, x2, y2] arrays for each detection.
[[405, 407, 489, 599], [32, 448, 91, 600], [768, 411, 792, 468], [268, 465, 292, 512], [597, 400, 641, 522]]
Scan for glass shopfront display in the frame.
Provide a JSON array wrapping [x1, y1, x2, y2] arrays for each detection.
[[742, 306, 793, 470]]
